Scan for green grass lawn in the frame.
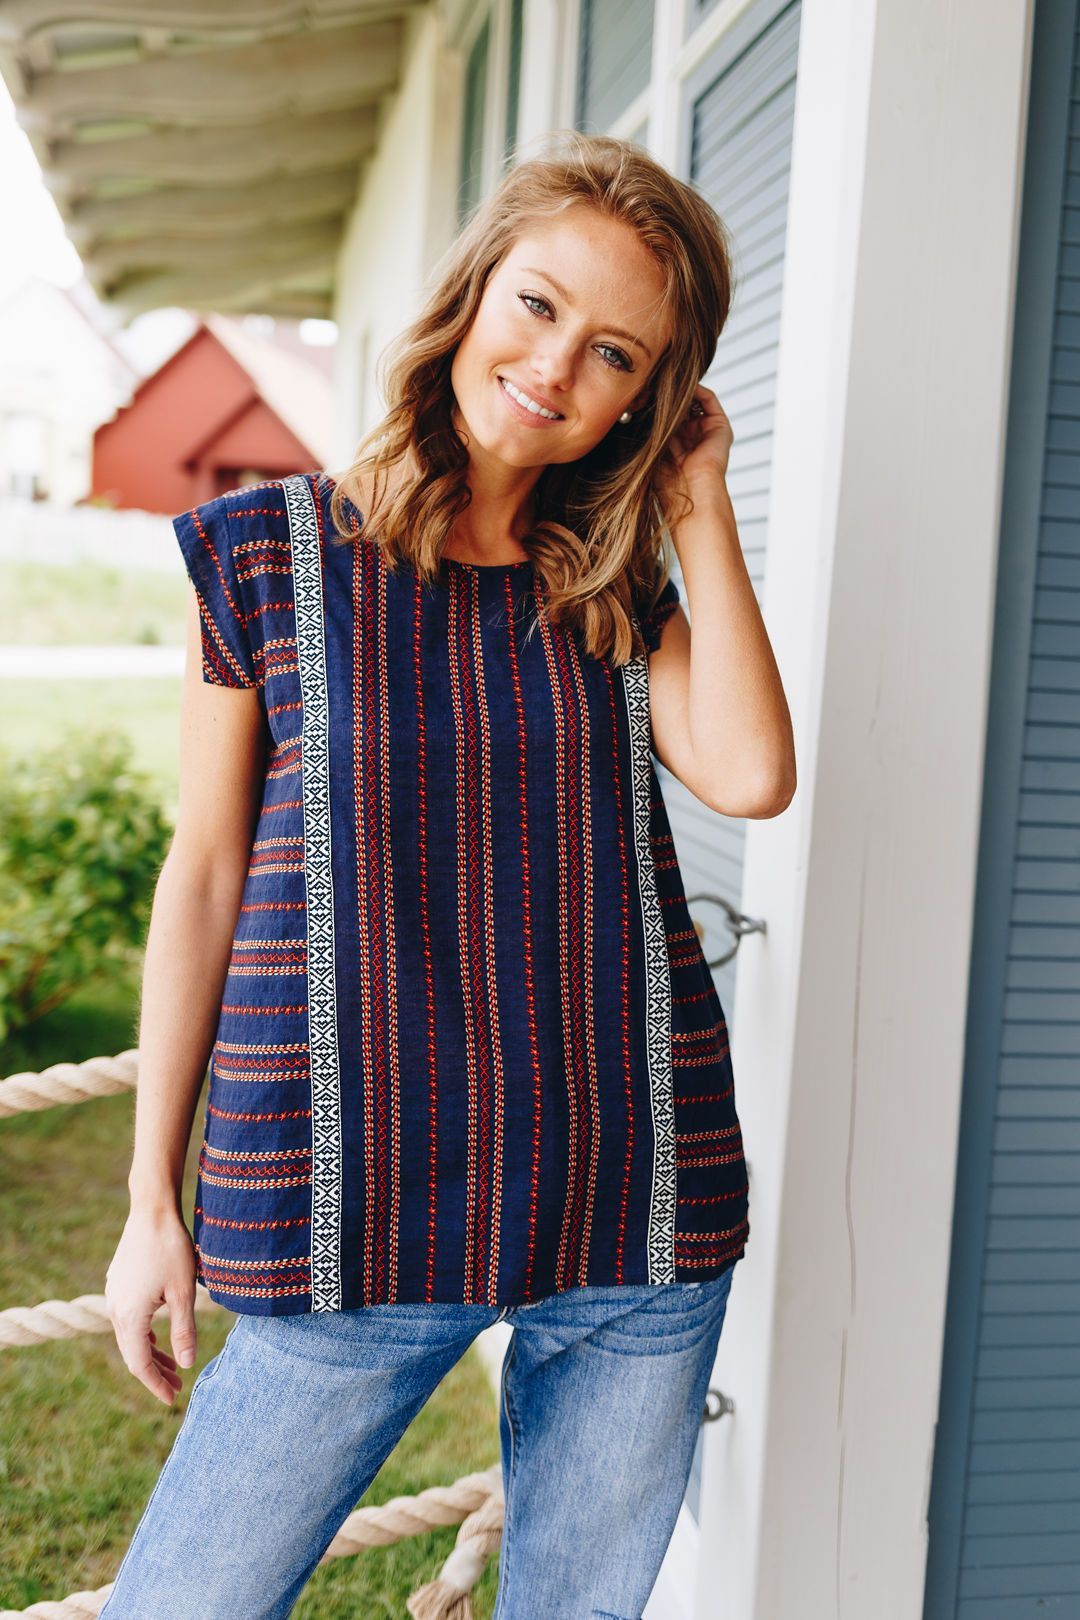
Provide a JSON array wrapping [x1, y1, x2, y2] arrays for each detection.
[[0, 979, 503, 1617], [2, 560, 188, 646], [0, 573, 503, 1614]]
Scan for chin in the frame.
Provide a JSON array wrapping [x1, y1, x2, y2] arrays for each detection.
[[471, 418, 552, 468]]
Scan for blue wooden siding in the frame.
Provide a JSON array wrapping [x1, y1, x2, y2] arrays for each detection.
[[925, 1, 1080, 1614], [673, 0, 802, 1526], [666, 0, 801, 1022]]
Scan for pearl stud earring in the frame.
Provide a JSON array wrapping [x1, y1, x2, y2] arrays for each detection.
[[619, 410, 632, 423]]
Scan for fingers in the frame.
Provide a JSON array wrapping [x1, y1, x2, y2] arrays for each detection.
[[113, 1310, 183, 1406], [149, 1327, 184, 1392], [166, 1286, 198, 1371], [691, 383, 726, 419], [108, 1297, 197, 1406], [103, 1217, 201, 1406]]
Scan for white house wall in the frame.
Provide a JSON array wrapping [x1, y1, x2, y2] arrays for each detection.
[[332, 6, 463, 468]]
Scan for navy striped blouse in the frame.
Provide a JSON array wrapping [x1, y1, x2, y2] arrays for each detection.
[[172, 470, 750, 1313]]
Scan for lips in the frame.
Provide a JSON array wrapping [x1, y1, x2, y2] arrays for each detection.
[[497, 375, 565, 420]]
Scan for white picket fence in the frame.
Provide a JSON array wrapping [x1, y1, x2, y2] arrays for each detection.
[[0, 495, 183, 576]]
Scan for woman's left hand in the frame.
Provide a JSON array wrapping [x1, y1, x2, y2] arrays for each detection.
[[658, 383, 733, 500]]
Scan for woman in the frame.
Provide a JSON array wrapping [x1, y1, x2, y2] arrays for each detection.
[[101, 130, 794, 1619]]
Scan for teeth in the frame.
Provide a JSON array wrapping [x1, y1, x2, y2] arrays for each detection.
[[500, 377, 561, 419]]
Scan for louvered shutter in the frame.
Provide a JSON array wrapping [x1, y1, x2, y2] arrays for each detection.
[[925, 3, 1080, 1613], [663, 0, 801, 1022]]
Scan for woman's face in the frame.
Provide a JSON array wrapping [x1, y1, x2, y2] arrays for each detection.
[[449, 204, 672, 472]]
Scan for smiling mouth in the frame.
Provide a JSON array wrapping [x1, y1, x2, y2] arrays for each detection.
[[497, 375, 564, 421]]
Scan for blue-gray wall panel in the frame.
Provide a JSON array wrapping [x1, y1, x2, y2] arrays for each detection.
[[664, 0, 800, 1019], [925, 2, 1080, 1615]]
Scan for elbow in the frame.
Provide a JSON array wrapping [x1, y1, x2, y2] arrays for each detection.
[[748, 762, 797, 818], [748, 775, 796, 819], [700, 764, 796, 819], [745, 742, 797, 817]]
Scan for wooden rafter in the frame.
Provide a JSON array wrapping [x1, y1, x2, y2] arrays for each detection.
[[0, 0, 422, 318]]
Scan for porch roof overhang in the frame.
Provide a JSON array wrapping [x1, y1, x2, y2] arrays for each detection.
[[0, 0, 426, 321]]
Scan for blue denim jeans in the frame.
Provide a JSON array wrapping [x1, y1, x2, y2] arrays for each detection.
[[99, 1265, 735, 1620]]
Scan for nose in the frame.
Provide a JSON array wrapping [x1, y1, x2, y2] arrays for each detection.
[[529, 335, 576, 394]]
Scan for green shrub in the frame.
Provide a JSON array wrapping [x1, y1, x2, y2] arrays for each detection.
[[0, 733, 171, 1042]]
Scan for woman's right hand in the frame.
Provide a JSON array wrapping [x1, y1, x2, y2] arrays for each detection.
[[104, 1209, 199, 1406]]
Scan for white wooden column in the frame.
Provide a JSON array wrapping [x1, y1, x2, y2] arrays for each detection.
[[693, 2, 1035, 1617], [333, 7, 463, 453], [517, 0, 578, 144]]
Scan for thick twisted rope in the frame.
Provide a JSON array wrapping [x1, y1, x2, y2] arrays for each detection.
[[321, 1465, 502, 1559], [0, 1463, 505, 1619], [0, 1284, 223, 1351], [0, 1051, 140, 1119], [0, 1052, 506, 1617], [406, 1478, 506, 1619]]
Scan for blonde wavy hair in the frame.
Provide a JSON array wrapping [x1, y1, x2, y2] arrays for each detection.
[[329, 129, 735, 665]]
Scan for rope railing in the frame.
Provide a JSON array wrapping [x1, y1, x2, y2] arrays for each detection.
[[1, 1048, 503, 1618], [0, 1051, 139, 1118], [0, 1282, 224, 1350], [0, 1465, 504, 1618]]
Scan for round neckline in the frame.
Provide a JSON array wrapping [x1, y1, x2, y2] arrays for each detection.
[[442, 554, 532, 571], [319, 471, 533, 573]]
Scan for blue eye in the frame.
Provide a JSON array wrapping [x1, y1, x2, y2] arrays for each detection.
[[518, 292, 633, 373], [597, 344, 632, 372]]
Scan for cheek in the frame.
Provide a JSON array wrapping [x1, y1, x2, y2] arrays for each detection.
[[450, 338, 483, 412], [569, 393, 618, 445], [452, 317, 499, 399]]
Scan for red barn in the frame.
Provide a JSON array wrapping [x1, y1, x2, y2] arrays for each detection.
[[91, 313, 335, 514]]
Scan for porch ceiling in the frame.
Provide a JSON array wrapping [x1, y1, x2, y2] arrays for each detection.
[[0, 0, 427, 321]]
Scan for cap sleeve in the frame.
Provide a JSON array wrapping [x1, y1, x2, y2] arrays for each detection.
[[638, 574, 681, 655], [173, 492, 256, 688]]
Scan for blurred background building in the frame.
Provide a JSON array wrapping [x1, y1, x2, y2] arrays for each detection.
[[91, 313, 335, 512], [0, 274, 138, 505]]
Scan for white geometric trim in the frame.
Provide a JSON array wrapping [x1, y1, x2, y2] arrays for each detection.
[[621, 642, 676, 1283], [282, 473, 342, 1312]]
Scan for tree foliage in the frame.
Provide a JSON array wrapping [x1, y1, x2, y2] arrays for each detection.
[[0, 733, 171, 1042]]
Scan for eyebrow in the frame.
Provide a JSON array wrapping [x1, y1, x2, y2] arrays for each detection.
[[519, 266, 655, 359]]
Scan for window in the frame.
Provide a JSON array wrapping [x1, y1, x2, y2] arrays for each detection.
[[687, 0, 722, 29], [458, 14, 491, 226], [457, 0, 526, 221], [503, 0, 525, 167], [575, 0, 653, 133]]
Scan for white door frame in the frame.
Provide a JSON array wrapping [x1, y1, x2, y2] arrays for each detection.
[[693, 2, 1035, 1617]]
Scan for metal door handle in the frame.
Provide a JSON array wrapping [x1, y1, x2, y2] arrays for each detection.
[[686, 892, 767, 968], [703, 1386, 735, 1423]]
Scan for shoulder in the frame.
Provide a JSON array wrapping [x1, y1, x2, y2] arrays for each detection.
[[172, 477, 291, 553], [172, 477, 299, 689], [215, 477, 293, 536]]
